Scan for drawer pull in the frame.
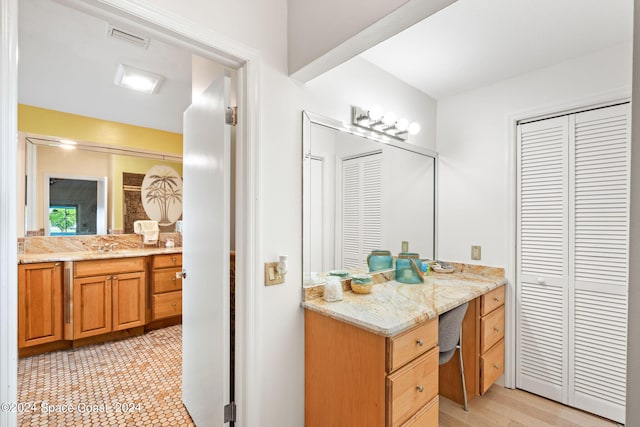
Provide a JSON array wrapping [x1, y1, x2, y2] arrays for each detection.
[[493, 296, 500, 302], [172, 277, 176, 282], [416, 339, 424, 347], [416, 385, 424, 392], [172, 257, 177, 263], [493, 326, 500, 333], [493, 364, 501, 370]]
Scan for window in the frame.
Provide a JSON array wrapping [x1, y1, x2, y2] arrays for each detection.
[[48, 205, 78, 236]]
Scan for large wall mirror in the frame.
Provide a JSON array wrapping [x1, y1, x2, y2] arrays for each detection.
[[23, 134, 182, 237], [302, 111, 437, 286]]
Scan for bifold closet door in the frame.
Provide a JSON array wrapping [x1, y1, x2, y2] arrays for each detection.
[[517, 103, 629, 424], [516, 116, 570, 403], [569, 104, 629, 423], [340, 153, 382, 269]]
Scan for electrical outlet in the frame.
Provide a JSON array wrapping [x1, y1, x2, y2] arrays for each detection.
[[471, 245, 481, 260], [264, 262, 284, 286]]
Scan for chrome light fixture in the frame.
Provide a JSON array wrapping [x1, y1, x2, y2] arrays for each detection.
[[351, 105, 420, 141], [114, 64, 164, 94]]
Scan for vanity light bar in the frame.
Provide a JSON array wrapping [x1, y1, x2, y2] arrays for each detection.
[[351, 106, 420, 142]]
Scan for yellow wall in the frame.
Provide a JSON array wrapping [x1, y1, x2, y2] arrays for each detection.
[[19, 105, 183, 233], [18, 104, 183, 155]]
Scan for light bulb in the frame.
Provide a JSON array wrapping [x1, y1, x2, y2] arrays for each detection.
[[368, 105, 383, 121], [382, 112, 397, 126], [396, 118, 409, 132], [408, 122, 421, 135]]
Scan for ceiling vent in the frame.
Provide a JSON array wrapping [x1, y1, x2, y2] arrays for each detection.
[[106, 24, 150, 49]]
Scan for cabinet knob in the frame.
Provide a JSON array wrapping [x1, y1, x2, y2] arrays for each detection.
[[493, 296, 500, 302], [537, 277, 546, 285], [172, 277, 176, 282], [172, 257, 177, 263], [112, 276, 118, 280], [493, 326, 500, 333], [416, 385, 424, 392], [416, 339, 424, 347], [171, 303, 177, 308], [493, 364, 501, 370]]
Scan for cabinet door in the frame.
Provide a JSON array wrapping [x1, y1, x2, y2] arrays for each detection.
[[112, 271, 146, 331], [18, 263, 63, 347], [73, 275, 112, 339]]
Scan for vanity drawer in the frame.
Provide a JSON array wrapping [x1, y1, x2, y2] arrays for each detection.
[[74, 257, 145, 277], [480, 286, 504, 316], [400, 396, 438, 427], [152, 268, 182, 293], [387, 346, 438, 427], [152, 254, 182, 269], [152, 291, 182, 320], [480, 339, 504, 394], [387, 318, 437, 372], [480, 305, 504, 353]]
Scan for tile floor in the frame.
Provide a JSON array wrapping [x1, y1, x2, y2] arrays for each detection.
[[18, 325, 193, 426]]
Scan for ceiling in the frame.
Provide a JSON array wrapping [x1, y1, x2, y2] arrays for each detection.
[[360, 0, 634, 99], [18, 0, 193, 134], [18, 0, 634, 135]]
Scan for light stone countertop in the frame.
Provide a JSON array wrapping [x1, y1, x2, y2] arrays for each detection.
[[19, 247, 182, 264], [301, 270, 506, 337]]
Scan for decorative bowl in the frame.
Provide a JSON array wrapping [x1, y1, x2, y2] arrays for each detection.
[[350, 274, 373, 294]]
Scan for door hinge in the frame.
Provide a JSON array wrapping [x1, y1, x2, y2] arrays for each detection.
[[224, 401, 236, 423], [226, 106, 238, 126]]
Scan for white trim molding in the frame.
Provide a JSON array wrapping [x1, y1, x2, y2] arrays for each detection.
[[0, 0, 19, 426], [1, 1, 262, 426]]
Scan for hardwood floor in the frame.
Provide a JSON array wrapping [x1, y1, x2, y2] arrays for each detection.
[[439, 386, 620, 427]]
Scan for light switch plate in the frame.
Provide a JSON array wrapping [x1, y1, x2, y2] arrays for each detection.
[[471, 245, 481, 260], [264, 262, 284, 286]]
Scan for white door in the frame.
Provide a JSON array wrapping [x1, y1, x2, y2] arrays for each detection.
[[340, 153, 382, 269], [516, 116, 570, 403], [516, 103, 630, 424], [182, 71, 231, 426]]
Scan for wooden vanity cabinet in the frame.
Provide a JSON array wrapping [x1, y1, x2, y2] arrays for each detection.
[[18, 262, 63, 348], [150, 254, 182, 321], [439, 285, 505, 403], [305, 310, 439, 426], [71, 257, 146, 339]]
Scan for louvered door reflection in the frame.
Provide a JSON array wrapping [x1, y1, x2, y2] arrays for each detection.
[[569, 105, 629, 422], [516, 103, 629, 425], [516, 116, 569, 403], [341, 153, 382, 269]]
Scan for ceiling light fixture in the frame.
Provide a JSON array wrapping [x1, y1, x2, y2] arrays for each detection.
[[352, 106, 420, 142], [114, 64, 164, 94]]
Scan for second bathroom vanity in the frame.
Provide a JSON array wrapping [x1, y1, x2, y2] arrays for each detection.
[[302, 264, 505, 426]]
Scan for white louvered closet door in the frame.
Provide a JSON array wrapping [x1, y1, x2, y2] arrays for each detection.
[[341, 153, 382, 269], [516, 116, 569, 403], [569, 104, 629, 423], [517, 103, 629, 425]]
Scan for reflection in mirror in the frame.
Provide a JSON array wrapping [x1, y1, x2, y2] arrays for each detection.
[[303, 111, 436, 286], [46, 176, 107, 236], [24, 135, 182, 237]]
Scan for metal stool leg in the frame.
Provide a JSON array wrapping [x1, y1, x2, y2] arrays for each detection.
[[458, 328, 468, 411]]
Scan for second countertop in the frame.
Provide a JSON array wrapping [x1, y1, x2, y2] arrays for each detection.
[[301, 268, 505, 337]]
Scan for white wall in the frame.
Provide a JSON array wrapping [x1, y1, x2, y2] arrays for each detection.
[[436, 42, 632, 269]]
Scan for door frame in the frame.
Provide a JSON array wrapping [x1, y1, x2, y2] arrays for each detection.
[[505, 87, 631, 391], [0, 1, 262, 426]]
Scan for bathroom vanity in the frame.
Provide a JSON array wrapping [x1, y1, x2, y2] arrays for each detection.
[[302, 264, 505, 426], [17, 235, 184, 357]]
